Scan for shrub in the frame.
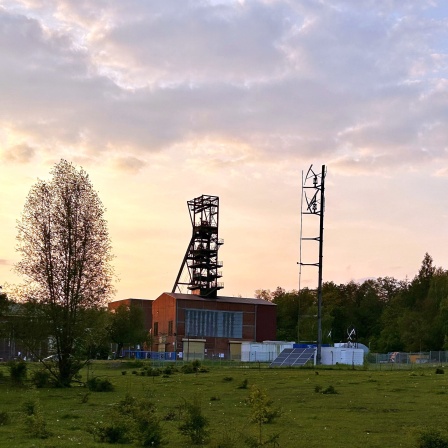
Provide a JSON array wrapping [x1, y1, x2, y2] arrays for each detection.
[[181, 363, 195, 374], [435, 368, 445, 375], [223, 376, 233, 382], [86, 377, 114, 392], [8, 361, 27, 385], [246, 385, 281, 424], [179, 398, 209, 445], [163, 364, 176, 375], [246, 386, 281, 447], [418, 429, 448, 448], [90, 394, 163, 447], [116, 394, 164, 447], [22, 399, 50, 439], [322, 385, 338, 395], [89, 418, 130, 444], [210, 396, 220, 401], [182, 360, 205, 374], [314, 385, 323, 393], [31, 370, 51, 388], [22, 399, 38, 416], [25, 413, 50, 439]]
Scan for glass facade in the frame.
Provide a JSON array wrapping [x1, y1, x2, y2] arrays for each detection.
[[185, 309, 243, 338]]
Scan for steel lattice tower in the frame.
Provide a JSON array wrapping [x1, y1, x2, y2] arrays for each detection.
[[172, 195, 224, 298]]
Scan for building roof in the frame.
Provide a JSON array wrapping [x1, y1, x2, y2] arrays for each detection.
[[163, 292, 276, 306], [109, 297, 155, 303]]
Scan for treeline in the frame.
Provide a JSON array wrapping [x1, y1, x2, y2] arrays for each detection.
[[256, 253, 448, 352]]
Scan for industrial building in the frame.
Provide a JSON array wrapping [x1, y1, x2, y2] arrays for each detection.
[[152, 292, 276, 360], [108, 194, 277, 360]]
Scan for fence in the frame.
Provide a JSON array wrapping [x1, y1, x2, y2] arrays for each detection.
[[367, 351, 448, 367]]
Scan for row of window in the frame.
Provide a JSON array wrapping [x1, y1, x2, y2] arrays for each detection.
[[153, 309, 243, 339]]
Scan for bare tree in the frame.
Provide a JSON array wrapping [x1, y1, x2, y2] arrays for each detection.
[[14, 159, 115, 386]]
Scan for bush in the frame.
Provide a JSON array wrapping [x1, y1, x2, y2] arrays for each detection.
[[182, 360, 205, 374], [103, 395, 164, 445], [435, 368, 445, 375], [116, 394, 164, 447], [31, 370, 51, 388], [86, 377, 114, 392], [418, 429, 448, 448], [238, 379, 249, 389], [25, 414, 50, 439], [22, 399, 38, 416], [223, 376, 233, 382], [322, 385, 338, 395], [181, 364, 195, 374], [90, 418, 130, 444], [8, 361, 27, 385], [179, 399, 209, 445], [245, 386, 281, 447], [22, 399, 50, 439], [163, 364, 176, 375]]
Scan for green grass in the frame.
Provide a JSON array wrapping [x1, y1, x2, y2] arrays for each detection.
[[0, 361, 447, 447]]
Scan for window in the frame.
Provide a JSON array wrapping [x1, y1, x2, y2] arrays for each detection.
[[185, 309, 242, 338], [168, 320, 173, 336], [154, 322, 158, 336]]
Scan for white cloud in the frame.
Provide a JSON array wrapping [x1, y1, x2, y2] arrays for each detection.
[[2, 0, 448, 297]]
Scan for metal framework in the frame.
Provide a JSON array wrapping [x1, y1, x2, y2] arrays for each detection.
[[172, 195, 224, 298], [298, 165, 326, 364]]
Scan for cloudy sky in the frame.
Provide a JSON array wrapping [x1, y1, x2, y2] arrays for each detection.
[[1, 0, 448, 300]]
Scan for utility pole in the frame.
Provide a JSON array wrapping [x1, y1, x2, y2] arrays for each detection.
[[299, 165, 326, 365]]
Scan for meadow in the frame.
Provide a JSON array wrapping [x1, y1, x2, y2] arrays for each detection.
[[0, 360, 447, 447]]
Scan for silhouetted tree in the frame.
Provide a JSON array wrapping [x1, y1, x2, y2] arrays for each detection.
[[14, 160, 115, 386]]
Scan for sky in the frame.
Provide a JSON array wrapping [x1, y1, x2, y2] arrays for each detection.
[[1, 0, 448, 301]]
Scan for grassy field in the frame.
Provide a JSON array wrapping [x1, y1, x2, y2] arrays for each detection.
[[0, 360, 447, 447]]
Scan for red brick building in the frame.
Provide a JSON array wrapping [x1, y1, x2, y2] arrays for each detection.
[[151, 292, 276, 360]]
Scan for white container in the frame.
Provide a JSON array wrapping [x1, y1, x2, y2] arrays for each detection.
[[241, 341, 294, 362]]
